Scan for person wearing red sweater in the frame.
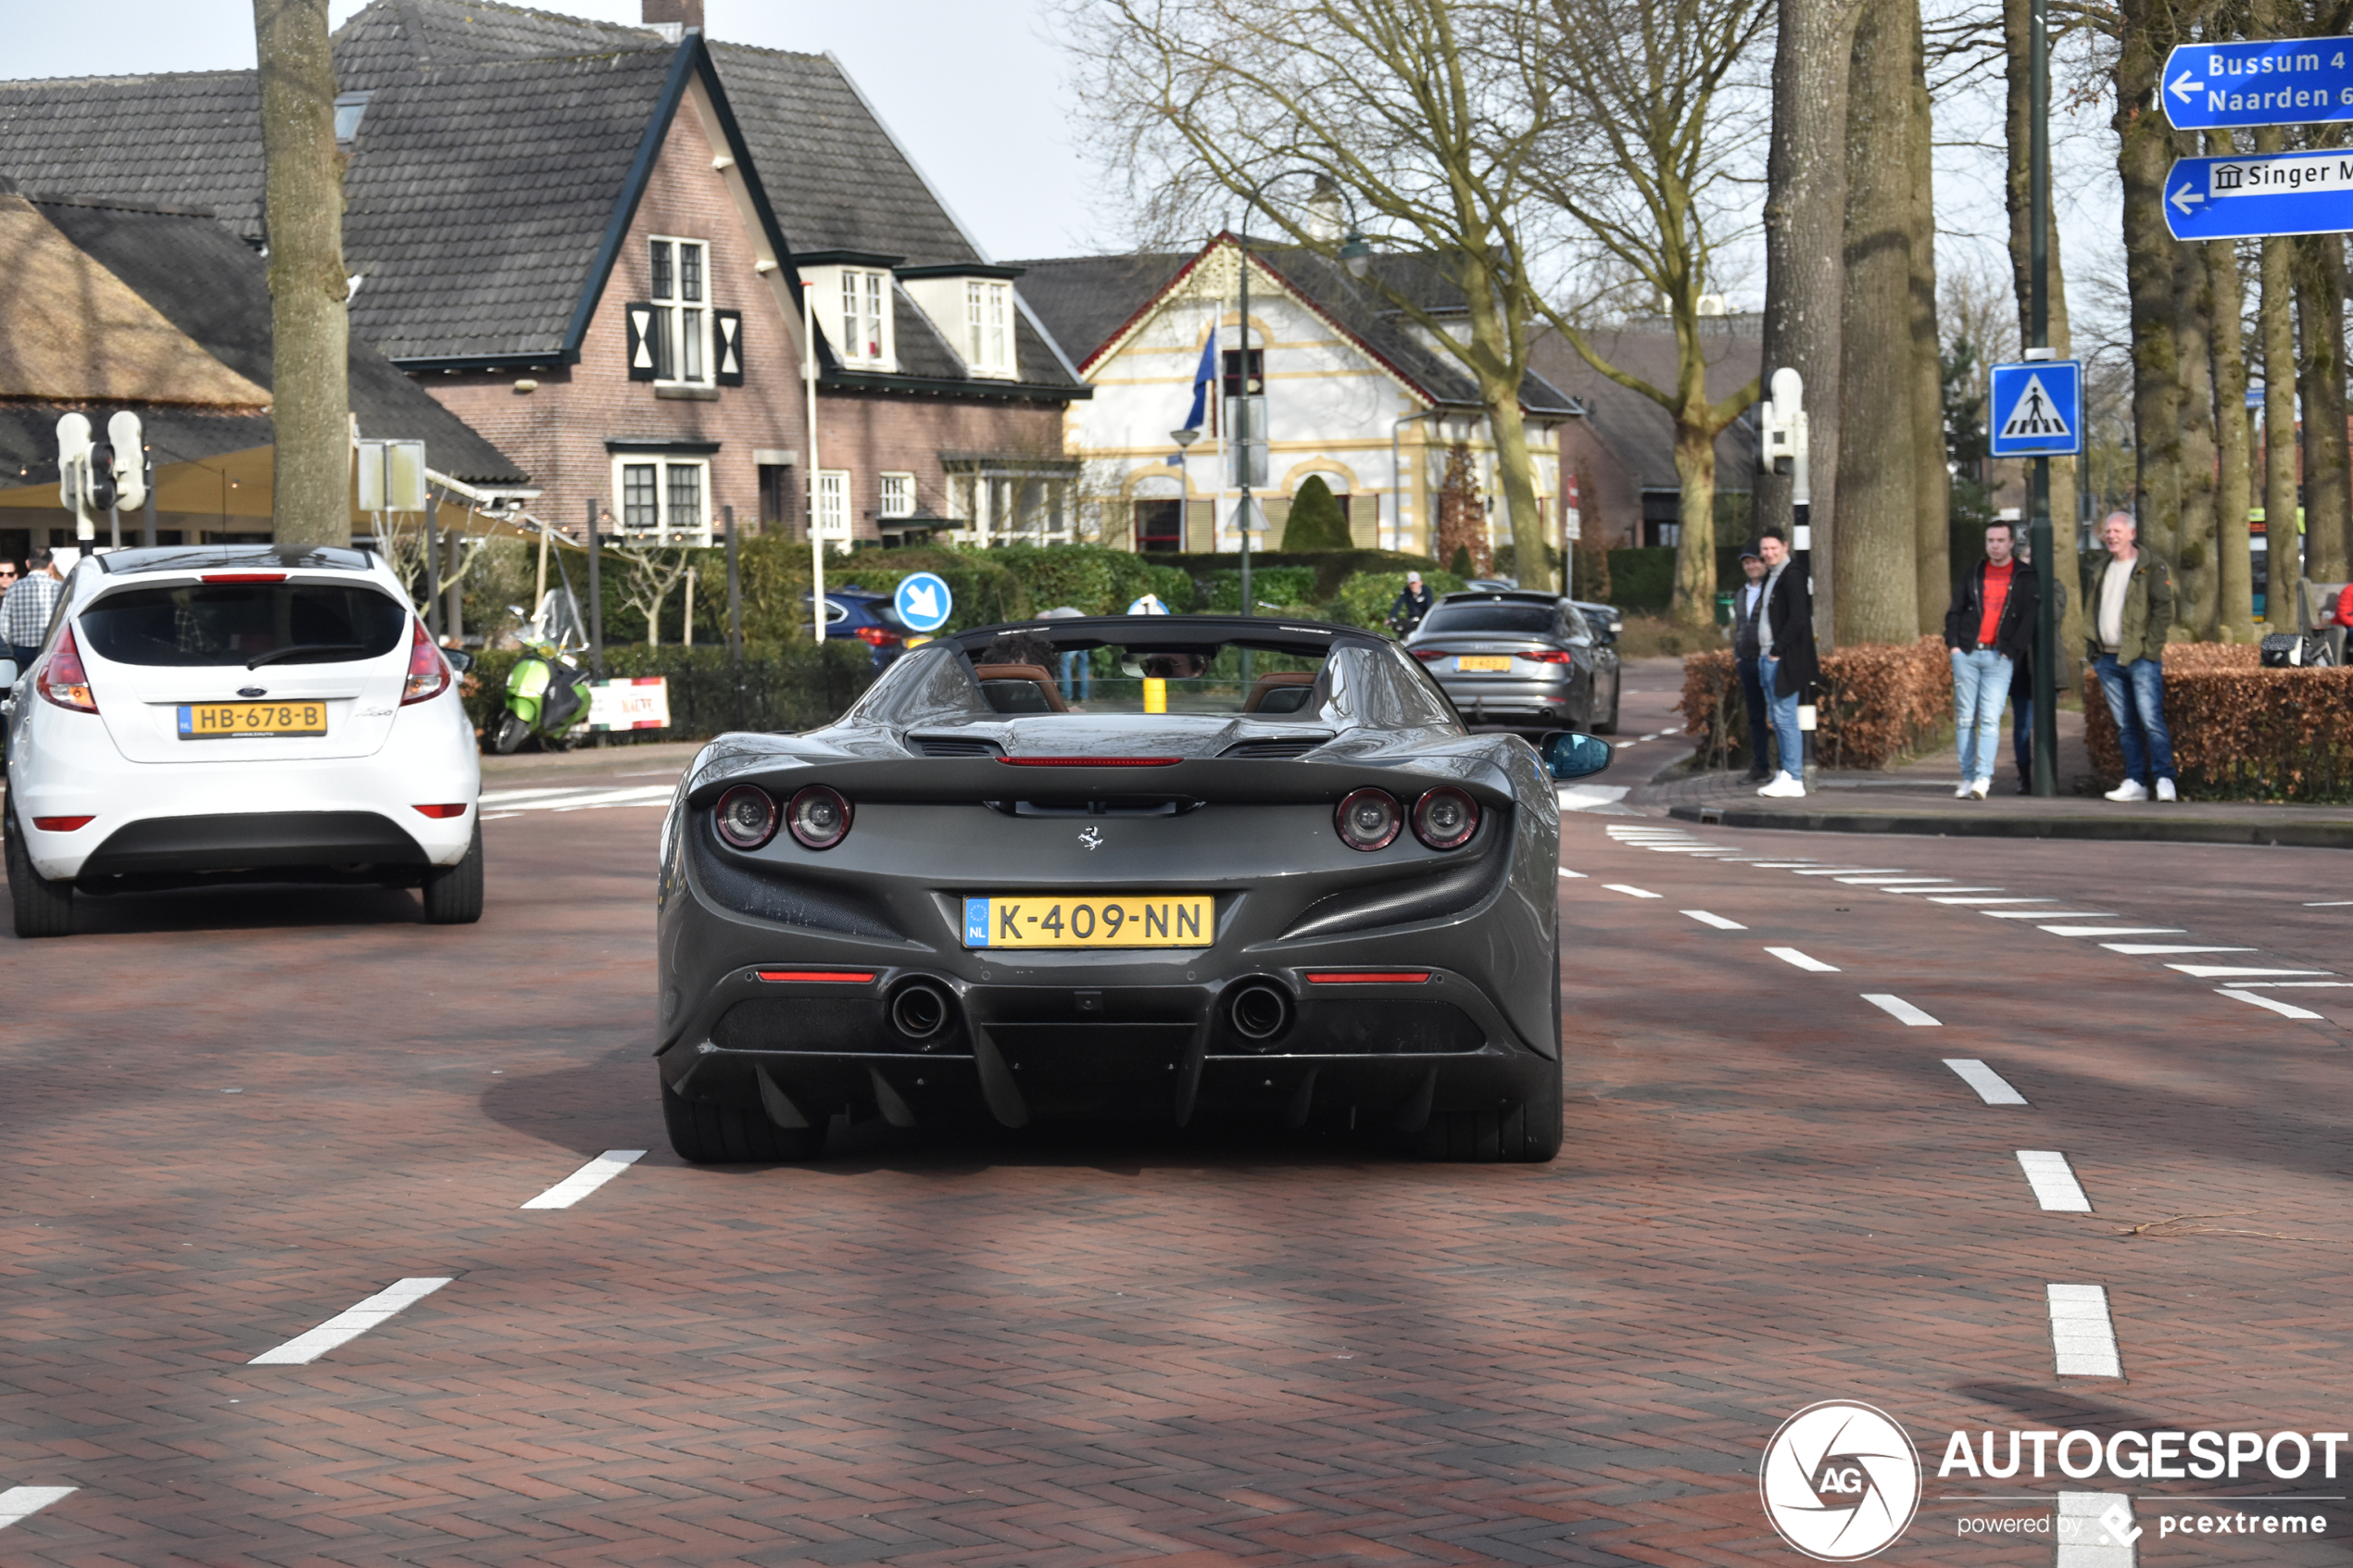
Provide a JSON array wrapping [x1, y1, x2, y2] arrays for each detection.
[[1942, 521, 2041, 800]]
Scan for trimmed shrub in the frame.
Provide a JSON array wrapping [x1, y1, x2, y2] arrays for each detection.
[[1606, 547, 1676, 610], [1680, 635, 1953, 771], [2082, 643, 2353, 799], [1202, 565, 1322, 613], [1282, 476, 1352, 551], [1325, 569, 1468, 633]]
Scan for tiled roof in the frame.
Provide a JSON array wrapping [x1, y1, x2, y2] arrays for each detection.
[[333, 0, 665, 91], [1529, 322, 1761, 493], [1006, 252, 1191, 372], [31, 193, 525, 483], [0, 70, 264, 238]]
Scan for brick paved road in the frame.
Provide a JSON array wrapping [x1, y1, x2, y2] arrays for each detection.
[[1, 748, 2348, 1565]]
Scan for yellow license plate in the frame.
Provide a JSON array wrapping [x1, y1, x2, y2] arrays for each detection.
[[963, 894, 1212, 948], [1456, 656, 1513, 672], [177, 701, 328, 739]]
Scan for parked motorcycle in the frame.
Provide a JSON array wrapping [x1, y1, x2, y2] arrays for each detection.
[[491, 618, 594, 755]]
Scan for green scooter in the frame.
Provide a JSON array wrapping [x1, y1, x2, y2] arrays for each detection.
[[491, 621, 593, 755]]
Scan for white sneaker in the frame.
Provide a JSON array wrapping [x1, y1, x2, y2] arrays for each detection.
[[1758, 771, 1806, 798], [2105, 779, 2149, 802], [1969, 779, 1991, 800], [2156, 778, 2177, 802], [1954, 782, 1972, 798]]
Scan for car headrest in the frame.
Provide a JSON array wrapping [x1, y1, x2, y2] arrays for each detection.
[[973, 661, 1068, 713]]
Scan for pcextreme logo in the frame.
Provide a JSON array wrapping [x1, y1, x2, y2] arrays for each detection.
[[1760, 1401, 1925, 1561]]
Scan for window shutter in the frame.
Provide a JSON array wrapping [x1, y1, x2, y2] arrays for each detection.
[[714, 309, 745, 386], [625, 302, 658, 382]]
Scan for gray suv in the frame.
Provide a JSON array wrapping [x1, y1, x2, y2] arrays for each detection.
[[1405, 589, 1621, 734]]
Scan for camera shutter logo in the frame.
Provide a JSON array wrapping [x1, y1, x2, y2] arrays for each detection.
[[1759, 1401, 1922, 1561]]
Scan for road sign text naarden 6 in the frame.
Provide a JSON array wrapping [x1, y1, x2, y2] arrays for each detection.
[[2162, 40, 2353, 131]]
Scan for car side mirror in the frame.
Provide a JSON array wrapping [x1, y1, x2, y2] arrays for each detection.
[[442, 648, 475, 674], [1541, 730, 1614, 781]]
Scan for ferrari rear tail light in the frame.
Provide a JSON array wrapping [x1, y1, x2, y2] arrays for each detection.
[[714, 784, 779, 849], [1524, 650, 1573, 664], [35, 626, 97, 714], [1334, 787, 1402, 851], [400, 617, 450, 706], [1412, 786, 1479, 850], [786, 784, 852, 849], [1305, 971, 1431, 985]]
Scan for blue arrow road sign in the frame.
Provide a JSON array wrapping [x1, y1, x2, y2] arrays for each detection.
[[2161, 150, 2353, 240], [1988, 360, 2082, 458], [893, 571, 953, 633], [2161, 39, 2353, 131]]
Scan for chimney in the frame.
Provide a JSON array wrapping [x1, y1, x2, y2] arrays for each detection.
[[643, 0, 702, 32]]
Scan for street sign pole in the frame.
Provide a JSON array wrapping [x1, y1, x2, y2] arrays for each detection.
[[2030, 0, 2058, 798]]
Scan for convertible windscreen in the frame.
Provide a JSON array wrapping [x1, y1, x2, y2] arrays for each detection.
[[79, 583, 410, 667], [1416, 604, 1556, 636], [965, 630, 1328, 717]]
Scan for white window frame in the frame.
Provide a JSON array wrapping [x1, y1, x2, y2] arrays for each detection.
[[840, 270, 888, 365], [648, 235, 712, 387], [815, 470, 852, 541], [611, 457, 711, 543], [963, 280, 1013, 376], [878, 472, 915, 518]]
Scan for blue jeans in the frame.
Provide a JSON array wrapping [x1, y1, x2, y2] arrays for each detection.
[[1950, 647, 2013, 784], [1736, 653, 1770, 772], [2095, 653, 2175, 784], [1057, 649, 1092, 702], [1760, 655, 1803, 777]]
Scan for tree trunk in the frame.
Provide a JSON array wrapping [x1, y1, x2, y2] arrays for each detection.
[[254, 0, 349, 547], [1832, 0, 1919, 644], [1761, 0, 1857, 648], [1458, 256, 1553, 592], [2296, 234, 2351, 583], [1906, 33, 1947, 632], [2113, 12, 2184, 588], [2261, 228, 2303, 622], [1671, 418, 1720, 637], [2207, 218, 2255, 642], [2171, 229, 2219, 632]]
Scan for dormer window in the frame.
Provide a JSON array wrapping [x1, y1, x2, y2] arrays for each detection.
[[648, 236, 710, 384], [841, 270, 887, 364], [333, 92, 373, 144], [965, 281, 1012, 374]]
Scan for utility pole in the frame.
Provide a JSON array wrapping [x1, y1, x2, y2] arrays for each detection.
[[2027, 0, 2058, 797]]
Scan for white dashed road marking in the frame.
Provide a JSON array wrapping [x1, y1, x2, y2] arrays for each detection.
[[2016, 1150, 2093, 1211], [480, 784, 674, 820], [1861, 994, 1941, 1025], [2056, 1491, 2137, 1567], [1937, 896, 2057, 905], [1766, 947, 1840, 972], [2039, 925, 2187, 936], [1944, 1059, 2027, 1105], [1832, 875, 1956, 885], [2100, 944, 2254, 955], [2217, 989, 2327, 1019], [1984, 909, 2114, 919], [1556, 784, 1631, 811], [2168, 963, 2334, 978], [2045, 1284, 2123, 1377], [521, 1149, 646, 1210], [1602, 884, 1662, 899], [0, 1488, 75, 1531], [1882, 885, 2007, 894], [1682, 909, 1745, 930], [1557, 867, 1587, 879], [1792, 867, 1909, 876], [249, 1277, 452, 1365]]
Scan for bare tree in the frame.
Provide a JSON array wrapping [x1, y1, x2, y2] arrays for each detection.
[[253, 0, 350, 546], [610, 542, 696, 646], [1064, 0, 1561, 586], [1529, 0, 1771, 629]]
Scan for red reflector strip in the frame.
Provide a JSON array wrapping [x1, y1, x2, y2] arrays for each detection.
[[200, 572, 288, 583], [1305, 971, 1431, 985], [411, 803, 470, 819], [998, 756, 1182, 767], [31, 815, 94, 832], [755, 970, 876, 984]]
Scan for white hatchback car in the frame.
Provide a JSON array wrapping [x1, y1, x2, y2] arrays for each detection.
[[5, 544, 482, 936]]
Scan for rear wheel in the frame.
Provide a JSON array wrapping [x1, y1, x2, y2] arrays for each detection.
[[1591, 673, 1621, 735], [491, 713, 531, 755], [662, 1076, 826, 1162], [6, 809, 72, 939], [1413, 1057, 1562, 1163], [421, 820, 484, 925]]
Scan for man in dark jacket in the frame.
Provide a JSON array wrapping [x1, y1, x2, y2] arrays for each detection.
[[1943, 521, 2040, 799], [1756, 528, 1818, 798], [1389, 571, 1434, 633], [1730, 546, 1770, 781], [2008, 532, 2068, 793]]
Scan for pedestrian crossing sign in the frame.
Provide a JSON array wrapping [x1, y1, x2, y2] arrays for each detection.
[[1987, 359, 2082, 458]]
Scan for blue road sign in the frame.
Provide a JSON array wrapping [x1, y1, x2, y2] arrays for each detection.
[[1987, 360, 2082, 458], [2161, 149, 2353, 240], [893, 571, 953, 633], [2161, 39, 2353, 131]]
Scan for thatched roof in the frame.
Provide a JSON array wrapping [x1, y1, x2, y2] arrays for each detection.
[[0, 192, 270, 407]]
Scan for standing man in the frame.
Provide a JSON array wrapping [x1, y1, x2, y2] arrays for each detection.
[[3, 547, 65, 672], [1943, 521, 2039, 800], [1755, 527, 1816, 798], [2009, 531, 2068, 793], [2087, 510, 2178, 802], [1730, 546, 1770, 782]]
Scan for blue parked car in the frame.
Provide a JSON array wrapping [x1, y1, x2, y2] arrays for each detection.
[[802, 584, 912, 665]]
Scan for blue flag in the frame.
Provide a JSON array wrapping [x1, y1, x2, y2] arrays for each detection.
[[1181, 324, 1217, 433]]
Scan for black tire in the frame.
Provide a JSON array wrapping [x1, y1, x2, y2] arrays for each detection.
[[1591, 674, 1621, 735], [6, 808, 72, 938], [421, 820, 484, 925], [662, 1075, 825, 1162], [491, 713, 530, 755], [1413, 1057, 1562, 1163]]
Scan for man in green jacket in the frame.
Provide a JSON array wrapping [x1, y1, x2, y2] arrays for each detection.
[[2086, 511, 2177, 802]]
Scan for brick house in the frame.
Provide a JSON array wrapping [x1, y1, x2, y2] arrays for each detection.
[[0, 0, 1088, 549]]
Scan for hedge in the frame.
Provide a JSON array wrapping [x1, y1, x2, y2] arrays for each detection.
[[461, 640, 878, 746], [1607, 548, 1675, 609], [1680, 635, 1954, 771], [2082, 642, 2353, 800]]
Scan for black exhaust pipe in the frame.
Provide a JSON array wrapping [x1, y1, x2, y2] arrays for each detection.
[[888, 979, 954, 1040], [1227, 979, 1291, 1041]]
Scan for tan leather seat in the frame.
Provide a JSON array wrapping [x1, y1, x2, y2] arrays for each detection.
[[1243, 670, 1318, 713], [973, 661, 1067, 713]]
